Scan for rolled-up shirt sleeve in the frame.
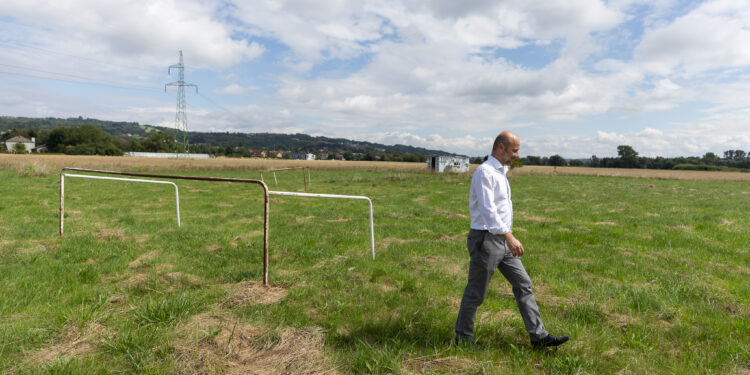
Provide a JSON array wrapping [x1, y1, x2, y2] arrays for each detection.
[[469, 162, 513, 236]]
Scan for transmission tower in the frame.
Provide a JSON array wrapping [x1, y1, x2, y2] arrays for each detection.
[[165, 50, 198, 154]]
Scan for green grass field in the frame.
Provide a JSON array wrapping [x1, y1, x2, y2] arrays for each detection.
[[0, 165, 748, 374]]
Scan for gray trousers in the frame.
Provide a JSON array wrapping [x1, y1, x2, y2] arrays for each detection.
[[455, 229, 547, 341]]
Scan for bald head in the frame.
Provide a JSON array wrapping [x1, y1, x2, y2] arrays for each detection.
[[492, 131, 519, 152], [491, 131, 521, 166]]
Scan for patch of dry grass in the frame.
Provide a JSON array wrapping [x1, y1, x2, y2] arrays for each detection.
[[222, 281, 288, 307], [173, 312, 337, 375]]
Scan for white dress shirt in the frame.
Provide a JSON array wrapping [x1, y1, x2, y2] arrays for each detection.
[[469, 155, 513, 235]]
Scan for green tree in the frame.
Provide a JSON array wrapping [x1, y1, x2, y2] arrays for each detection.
[[13, 142, 26, 153], [343, 151, 354, 161], [548, 154, 567, 166], [617, 145, 640, 168], [702, 152, 719, 165], [141, 131, 176, 152]]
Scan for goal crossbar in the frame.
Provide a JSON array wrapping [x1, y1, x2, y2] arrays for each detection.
[[62, 173, 182, 228]]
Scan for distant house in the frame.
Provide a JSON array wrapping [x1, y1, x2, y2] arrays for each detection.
[[291, 153, 316, 160], [427, 155, 470, 173], [251, 149, 267, 158], [4, 136, 36, 153]]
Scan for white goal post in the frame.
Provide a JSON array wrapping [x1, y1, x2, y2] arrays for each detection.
[[61, 173, 182, 233], [268, 190, 375, 259]]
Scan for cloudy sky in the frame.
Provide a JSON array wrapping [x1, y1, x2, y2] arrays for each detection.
[[1, 0, 749, 157]]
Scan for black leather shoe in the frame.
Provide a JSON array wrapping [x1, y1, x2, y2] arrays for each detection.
[[531, 334, 570, 347], [454, 336, 483, 349]]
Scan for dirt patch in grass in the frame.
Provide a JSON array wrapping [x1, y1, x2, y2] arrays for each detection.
[[668, 225, 693, 231], [418, 229, 434, 234], [403, 356, 482, 374], [173, 313, 337, 375], [381, 237, 419, 248], [165, 272, 202, 286], [594, 221, 618, 226], [379, 281, 398, 293], [607, 312, 636, 328], [292, 215, 316, 223], [435, 209, 469, 219], [223, 281, 288, 307], [420, 255, 464, 276], [325, 216, 350, 223], [107, 294, 127, 304], [95, 228, 125, 241], [128, 250, 159, 269], [29, 322, 112, 366], [117, 273, 149, 290], [522, 216, 558, 223], [439, 233, 464, 241]]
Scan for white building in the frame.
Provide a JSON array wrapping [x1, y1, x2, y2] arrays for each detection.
[[4, 136, 35, 153], [291, 153, 316, 160], [427, 155, 470, 173]]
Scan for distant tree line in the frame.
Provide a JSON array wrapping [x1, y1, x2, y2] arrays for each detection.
[[0, 116, 450, 159], [0, 124, 428, 162], [518, 145, 750, 171]]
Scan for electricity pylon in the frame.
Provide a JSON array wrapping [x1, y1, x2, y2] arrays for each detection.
[[165, 50, 198, 154]]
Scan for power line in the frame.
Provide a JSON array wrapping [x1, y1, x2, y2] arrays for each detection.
[[197, 91, 229, 112], [0, 69, 160, 92], [0, 38, 159, 75], [0, 62, 160, 90]]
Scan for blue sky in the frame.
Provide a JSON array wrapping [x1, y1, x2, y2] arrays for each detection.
[[1, 0, 749, 158]]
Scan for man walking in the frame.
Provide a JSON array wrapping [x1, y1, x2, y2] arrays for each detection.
[[454, 131, 569, 348]]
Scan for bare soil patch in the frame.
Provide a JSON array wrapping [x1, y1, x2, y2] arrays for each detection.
[[223, 280, 288, 307], [128, 250, 159, 269], [435, 209, 469, 219], [117, 273, 149, 290], [522, 216, 558, 223], [381, 237, 419, 248], [29, 322, 112, 366], [95, 228, 126, 241], [594, 221, 618, 226], [668, 225, 693, 231], [173, 313, 337, 375]]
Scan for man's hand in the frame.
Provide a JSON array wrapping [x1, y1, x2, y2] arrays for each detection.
[[502, 232, 524, 257]]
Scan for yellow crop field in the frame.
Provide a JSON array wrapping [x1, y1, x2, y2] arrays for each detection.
[[3, 154, 749, 181], [0, 154, 431, 175], [510, 165, 750, 181]]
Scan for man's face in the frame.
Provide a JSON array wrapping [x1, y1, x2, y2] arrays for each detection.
[[496, 138, 520, 166]]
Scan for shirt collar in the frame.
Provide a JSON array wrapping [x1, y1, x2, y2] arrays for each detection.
[[487, 155, 508, 172]]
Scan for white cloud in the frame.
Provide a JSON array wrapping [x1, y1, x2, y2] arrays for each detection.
[[215, 84, 247, 95], [0, 0, 264, 70], [635, 0, 750, 76]]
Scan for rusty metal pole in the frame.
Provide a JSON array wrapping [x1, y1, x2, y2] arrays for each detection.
[[263, 184, 269, 285], [302, 168, 308, 191]]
